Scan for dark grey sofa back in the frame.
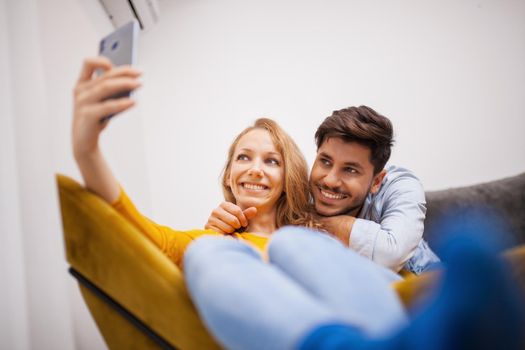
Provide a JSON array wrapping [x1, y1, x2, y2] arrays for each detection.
[[424, 172, 525, 250]]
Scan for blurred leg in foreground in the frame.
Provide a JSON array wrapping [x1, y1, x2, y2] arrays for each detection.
[[185, 214, 525, 350]]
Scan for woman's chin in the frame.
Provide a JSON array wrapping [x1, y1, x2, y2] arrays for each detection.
[[236, 198, 264, 210]]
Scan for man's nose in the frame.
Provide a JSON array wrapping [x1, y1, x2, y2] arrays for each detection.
[[322, 169, 341, 188]]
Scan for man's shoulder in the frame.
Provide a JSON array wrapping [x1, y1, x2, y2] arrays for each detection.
[[385, 165, 420, 182], [383, 165, 421, 184], [380, 165, 424, 197]]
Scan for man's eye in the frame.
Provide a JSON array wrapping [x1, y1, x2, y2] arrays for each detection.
[[237, 154, 249, 161], [320, 158, 330, 166], [345, 167, 357, 174]]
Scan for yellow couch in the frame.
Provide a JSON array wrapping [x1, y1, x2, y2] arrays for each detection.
[[57, 174, 525, 349], [58, 174, 220, 349]]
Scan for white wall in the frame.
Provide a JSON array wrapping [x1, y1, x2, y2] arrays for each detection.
[[2, 0, 524, 348], [1, 0, 150, 349], [141, 0, 525, 230], [0, 0, 29, 348]]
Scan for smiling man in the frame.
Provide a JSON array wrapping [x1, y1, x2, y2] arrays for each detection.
[[206, 106, 439, 274], [309, 106, 438, 273]]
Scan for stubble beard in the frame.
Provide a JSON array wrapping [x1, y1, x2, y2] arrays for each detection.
[[313, 182, 372, 217]]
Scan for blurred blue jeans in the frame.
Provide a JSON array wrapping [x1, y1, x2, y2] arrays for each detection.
[[184, 228, 407, 350], [184, 225, 525, 350]]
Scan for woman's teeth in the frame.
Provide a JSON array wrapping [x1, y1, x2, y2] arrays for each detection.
[[243, 183, 268, 190], [321, 189, 346, 199]]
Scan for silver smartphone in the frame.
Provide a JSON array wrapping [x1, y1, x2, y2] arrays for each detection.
[[98, 20, 139, 121]]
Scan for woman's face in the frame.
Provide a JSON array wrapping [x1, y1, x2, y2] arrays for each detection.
[[227, 129, 284, 213]]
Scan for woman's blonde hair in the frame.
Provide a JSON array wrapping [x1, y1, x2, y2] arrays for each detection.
[[222, 118, 321, 230]]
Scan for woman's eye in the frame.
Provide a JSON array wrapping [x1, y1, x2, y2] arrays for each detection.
[[266, 158, 280, 166], [237, 154, 249, 161]]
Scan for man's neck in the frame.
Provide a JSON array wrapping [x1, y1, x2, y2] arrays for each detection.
[[342, 204, 363, 218], [351, 205, 363, 218]]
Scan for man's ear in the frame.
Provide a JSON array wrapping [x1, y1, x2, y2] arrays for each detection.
[[370, 169, 386, 194]]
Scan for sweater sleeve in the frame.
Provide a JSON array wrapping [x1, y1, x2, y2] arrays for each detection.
[[111, 188, 203, 267], [110, 188, 270, 267]]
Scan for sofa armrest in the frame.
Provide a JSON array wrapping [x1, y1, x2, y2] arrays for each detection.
[[425, 172, 525, 249], [57, 174, 220, 350]]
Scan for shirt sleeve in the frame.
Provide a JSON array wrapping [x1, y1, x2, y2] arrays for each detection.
[[349, 174, 426, 272]]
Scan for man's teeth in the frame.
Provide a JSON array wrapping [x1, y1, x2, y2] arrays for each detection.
[[243, 183, 267, 190], [321, 190, 346, 199]]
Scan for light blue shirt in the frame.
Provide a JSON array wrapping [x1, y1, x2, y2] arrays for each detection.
[[350, 165, 440, 274]]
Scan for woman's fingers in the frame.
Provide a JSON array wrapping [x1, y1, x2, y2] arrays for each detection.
[[74, 59, 142, 105], [82, 65, 142, 92], [205, 221, 236, 235], [88, 98, 136, 120], [243, 207, 258, 220], [220, 202, 249, 227], [72, 58, 141, 161], [77, 77, 142, 105], [77, 56, 113, 83], [205, 213, 237, 234], [205, 202, 251, 234]]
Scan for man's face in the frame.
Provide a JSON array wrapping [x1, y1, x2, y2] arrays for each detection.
[[309, 137, 385, 217]]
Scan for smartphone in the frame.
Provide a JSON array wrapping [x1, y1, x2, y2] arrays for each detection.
[[98, 20, 139, 121]]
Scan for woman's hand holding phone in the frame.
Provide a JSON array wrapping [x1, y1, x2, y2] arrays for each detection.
[[72, 56, 142, 203], [72, 57, 141, 158]]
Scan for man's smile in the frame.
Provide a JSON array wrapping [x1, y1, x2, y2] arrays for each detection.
[[316, 184, 349, 201]]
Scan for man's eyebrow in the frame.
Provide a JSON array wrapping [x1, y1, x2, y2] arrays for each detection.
[[344, 161, 364, 170], [319, 152, 364, 169], [318, 152, 332, 160]]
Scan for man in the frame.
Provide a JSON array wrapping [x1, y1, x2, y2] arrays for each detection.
[[205, 106, 439, 274]]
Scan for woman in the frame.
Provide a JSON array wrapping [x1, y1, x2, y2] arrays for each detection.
[[72, 57, 319, 267]]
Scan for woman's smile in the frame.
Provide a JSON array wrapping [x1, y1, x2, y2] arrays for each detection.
[[241, 182, 270, 192]]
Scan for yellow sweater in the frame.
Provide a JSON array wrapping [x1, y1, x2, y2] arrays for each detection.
[[112, 189, 269, 268]]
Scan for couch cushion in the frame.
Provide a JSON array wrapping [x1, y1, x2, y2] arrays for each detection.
[[425, 173, 525, 249]]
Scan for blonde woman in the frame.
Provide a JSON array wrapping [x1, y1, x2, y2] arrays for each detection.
[[72, 57, 319, 267]]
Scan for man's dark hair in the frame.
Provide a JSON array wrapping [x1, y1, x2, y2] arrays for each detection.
[[315, 106, 394, 174]]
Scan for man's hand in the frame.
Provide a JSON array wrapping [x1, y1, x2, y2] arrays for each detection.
[[320, 215, 356, 246], [205, 202, 257, 234]]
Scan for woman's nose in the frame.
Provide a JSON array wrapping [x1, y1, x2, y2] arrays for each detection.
[[247, 162, 264, 178]]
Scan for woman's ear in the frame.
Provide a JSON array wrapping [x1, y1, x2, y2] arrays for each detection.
[[370, 169, 386, 194], [225, 172, 231, 188]]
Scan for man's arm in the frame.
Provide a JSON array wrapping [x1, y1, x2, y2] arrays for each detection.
[[349, 169, 426, 271], [322, 168, 426, 272], [320, 216, 355, 246]]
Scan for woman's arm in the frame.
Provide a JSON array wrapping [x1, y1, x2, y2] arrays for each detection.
[[72, 57, 141, 203]]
